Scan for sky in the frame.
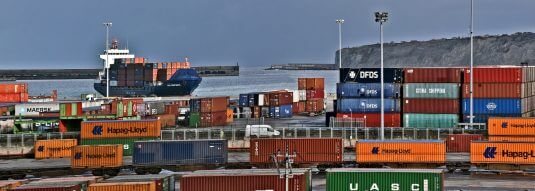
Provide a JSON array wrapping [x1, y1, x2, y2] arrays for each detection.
[[1, 0, 534, 69]]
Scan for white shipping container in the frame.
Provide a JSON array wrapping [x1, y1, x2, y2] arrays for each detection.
[[81, 100, 105, 108], [15, 103, 59, 117], [291, 90, 300, 103], [258, 94, 265, 106], [298, 90, 307, 101]]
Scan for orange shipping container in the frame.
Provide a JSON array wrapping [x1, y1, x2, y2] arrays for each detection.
[[0, 180, 23, 191], [250, 138, 343, 164], [34, 139, 77, 159], [71, 145, 123, 169], [200, 97, 229, 113], [488, 117, 535, 136], [0, 83, 28, 94], [471, 141, 535, 164], [155, 114, 176, 128], [88, 182, 156, 191], [356, 140, 446, 164], [488, 136, 535, 142], [80, 119, 161, 139], [305, 78, 325, 90], [297, 78, 307, 90], [226, 108, 234, 123]]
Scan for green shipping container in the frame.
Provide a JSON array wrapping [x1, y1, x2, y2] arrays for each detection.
[[403, 113, 459, 128], [327, 168, 444, 191], [403, 83, 459, 99], [81, 137, 157, 156], [189, 112, 201, 127]]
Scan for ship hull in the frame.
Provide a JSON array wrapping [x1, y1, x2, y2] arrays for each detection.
[[94, 79, 201, 97]]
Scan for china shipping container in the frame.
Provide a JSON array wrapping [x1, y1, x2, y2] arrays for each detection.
[[71, 145, 123, 169], [470, 141, 535, 165], [336, 113, 401, 127], [446, 134, 484, 153], [0, 180, 23, 191], [464, 67, 522, 83], [462, 83, 526, 98], [8, 184, 82, 191], [106, 174, 175, 191], [0, 83, 28, 94], [81, 137, 157, 156], [34, 139, 77, 159], [200, 97, 229, 113], [402, 99, 459, 114], [88, 182, 156, 191], [462, 98, 522, 114], [327, 168, 444, 191], [488, 136, 535, 142], [59, 102, 83, 117], [487, 117, 535, 136], [249, 138, 343, 164], [403, 83, 460, 99], [462, 113, 522, 123], [305, 99, 324, 113], [339, 68, 403, 83], [337, 83, 401, 98], [356, 140, 446, 164], [180, 173, 308, 191], [404, 67, 462, 83], [403, 114, 459, 128], [80, 119, 161, 139], [337, 98, 401, 113], [132, 140, 228, 166]]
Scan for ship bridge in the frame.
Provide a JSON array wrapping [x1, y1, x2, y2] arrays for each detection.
[[99, 39, 135, 68]]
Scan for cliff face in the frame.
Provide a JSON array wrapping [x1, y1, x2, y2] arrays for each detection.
[[337, 32, 535, 68]]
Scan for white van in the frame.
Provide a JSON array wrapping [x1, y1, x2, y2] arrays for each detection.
[[245, 125, 280, 138]]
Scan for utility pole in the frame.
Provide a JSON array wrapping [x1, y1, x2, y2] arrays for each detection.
[[469, 0, 474, 125], [274, 145, 296, 191]]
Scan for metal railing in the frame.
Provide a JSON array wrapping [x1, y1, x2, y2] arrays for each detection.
[[0, 132, 79, 147]]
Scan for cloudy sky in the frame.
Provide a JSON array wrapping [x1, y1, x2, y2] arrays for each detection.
[[1, 0, 534, 69]]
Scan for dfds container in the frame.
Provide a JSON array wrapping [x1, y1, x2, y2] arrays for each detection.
[[34, 139, 77, 159], [403, 114, 459, 128], [487, 117, 535, 136], [80, 119, 161, 139], [446, 134, 484, 153], [327, 168, 444, 191], [356, 140, 446, 164], [337, 98, 400, 113], [339, 68, 403, 83], [403, 83, 460, 99], [404, 67, 462, 83], [488, 136, 535, 142], [462, 98, 521, 114], [81, 137, 156, 156], [337, 83, 401, 98], [471, 141, 535, 164], [180, 173, 308, 191], [9, 184, 82, 191], [88, 182, 156, 191], [132, 140, 227, 166], [250, 138, 343, 164], [464, 67, 522, 83], [462, 83, 524, 98], [402, 99, 459, 114], [336, 113, 401, 127], [106, 174, 175, 191], [71, 145, 123, 169]]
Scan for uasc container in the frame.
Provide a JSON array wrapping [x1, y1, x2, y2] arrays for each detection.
[[80, 119, 161, 139], [446, 134, 484, 153], [88, 182, 156, 191], [471, 141, 535, 164], [34, 139, 77, 159], [71, 145, 123, 169], [337, 83, 400, 98], [487, 117, 535, 136], [404, 67, 462, 83], [180, 173, 309, 191], [403, 83, 460, 99], [356, 140, 446, 164], [133, 140, 227, 166], [250, 138, 343, 164]]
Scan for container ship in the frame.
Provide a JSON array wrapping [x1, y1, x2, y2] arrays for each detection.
[[94, 40, 201, 97]]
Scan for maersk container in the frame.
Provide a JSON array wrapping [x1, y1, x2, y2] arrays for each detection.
[[339, 68, 403, 83], [14, 103, 59, 117], [81, 137, 157, 156], [337, 83, 401, 98], [132, 140, 227, 166], [462, 114, 522, 123], [462, 98, 521, 114], [403, 114, 459, 128], [403, 83, 460, 99], [337, 98, 400, 113], [327, 168, 444, 191]]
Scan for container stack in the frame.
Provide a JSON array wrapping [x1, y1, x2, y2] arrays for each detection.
[[336, 68, 402, 127], [297, 78, 325, 115], [0, 83, 28, 103], [266, 91, 293, 118], [189, 97, 230, 127], [402, 68, 461, 128], [109, 58, 190, 87], [238, 91, 293, 119]]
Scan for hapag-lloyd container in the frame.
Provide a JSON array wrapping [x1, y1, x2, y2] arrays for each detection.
[[336, 83, 401, 98], [71, 145, 123, 169], [106, 174, 175, 191], [327, 168, 444, 191], [487, 117, 535, 136], [132, 140, 227, 166], [403, 114, 459, 128], [471, 141, 535, 164], [88, 182, 156, 191], [339, 68, 403, 83], [180, 173, 308, 191], [80, 119, 161, 139], [488, 136, 535, 142], [250, 138, 343, 164], [34, 139, 77, 159], [402, 99, 459, 114], [446, 134, 484, 153], [81, 137, 157, 156], [337, 98, 400, 113], [404, 67, 462, 83], [356, 140, 446, 164], [336, 113, 401, 127], [403, 83, 460, 99], [462, 83, 525, 98], [462, 98, 521, 114], [464, 67, 522, 83]]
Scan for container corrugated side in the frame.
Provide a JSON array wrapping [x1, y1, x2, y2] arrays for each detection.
[[462, 98, 522, 114], [337, 98, 400, 113], [403, 114, 459, 128], [88, 182, 156, 191], [250, 138, 343, 164], [488, 136, 535, 142], [106, 174, 175, 191], [336, 113, 401, 127], [80, 119, 161, 139], [132, 140, 227, 166], [487, 117, 535, 136], [403, 83, 460, 99], [464, 67, 522, 83], [180, 173, 308, 191], [470, 141, 535, 164], [446, 134, 484, 153], [339, 68, 403, 83], [337, 83, 400, 98], [71, 145, 123, 169], [402, 99, 459, 114], [356, 140, 446, 163], [8, 184, 82, 191], [327, 168, 444, 191], [81, 137, 157, 156], [404, 67, 462, 83], [34, 139, 77, 159], [462, 83, 523, 98]]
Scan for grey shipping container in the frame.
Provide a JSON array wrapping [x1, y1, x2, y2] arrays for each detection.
[[132, 140, 228, 166], [146, 102, 166, 115]]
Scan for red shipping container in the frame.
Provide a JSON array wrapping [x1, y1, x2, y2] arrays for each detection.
[[336, 113, 401, 127], [464, 67, 522, 83], [306, 89, 324, 99], [250, 138, 343, 164], [305, 99, 324, 113], [0, 93, 27, 103], [0, 83, 28, 94], [305, 78, 325, 90], [298, 101, 305, 113], [292, 102, 299, 114], [268, 92, 293, 106], [404, 68, 462, 83], [462, 83, 522, 98], [200, 111, 228, 127], [180, 173, 307, 191], [402, 99, 459, 114], [200, 97, 229, 113], [446, 134, 484, 153], [297, 78, 307, 90]]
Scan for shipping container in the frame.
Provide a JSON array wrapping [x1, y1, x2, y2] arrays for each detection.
[[268, 92, 293, 106], [336, 113, 401, 127], [487, 117, 535, 136], [0, 83, 28, 94], [337, 83, 401, 98], [59, 102, 83, 117], [403, 83, 460, 99], [200, 111, 228, 127], [305, 99, 324, 113], [462, 83, 524, 98], [404, 67, 462, 83], [88, 182, 156, 191], [305, 78, 325, 90], [71, 145, 123, 169], [180, 173, 308, 191], [402, 99, 459, 114], [0, 93, 28, 103], [81, 137, 157, 156], [249, 138, 343, 164], [403, 114, 459, 128], [9, 184, 82, 191], [22, 177, 101, 191], [298, 90, 306, 101], [337, 98, 400, 113], [462, 98, 522, 114], [238, 94, 248, 107], [0, 180, 23, 191], [488, 136, 535, 142], [80, 119, 161, 139], [34, 139, 77, 159], [339, 68, 403, 83], [356, 140, 446, 164], [470, 141, 535, 164], [144, 102, 166, 115], [226, 109, 233, 123], [298, 78, 307, 90], [154, 114, 176, 128], [106, 174, 175, 191], [462, 113, 522, 123], [327, 168, 444, 191], [446, 134, 484, 153], [305, 89, 324, 99], [188, 112, 200, 127], [200, 97, 229, 113], [268, 104, 293, 118], [464, 67, 522, 83], [132, 140, 227, 166], [15, 103, 59, 117]]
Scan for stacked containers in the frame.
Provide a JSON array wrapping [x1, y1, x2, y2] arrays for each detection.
[[487, 117, 535, 142], [266, 91, 293, 118], [297, 78, 325, 114], [336, 68, 402, 127], [403, 68, 461, 128], [238, 90, 294, 118], [189, 97, 229, 127], [0, 83, 28, 103]]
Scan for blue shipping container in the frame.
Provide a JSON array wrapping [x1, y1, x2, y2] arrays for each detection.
[[337, 98, 401, 113], [269, 104, 293, 118], [133, 140, 228, 166], [248, 93, 256, 107], [239, 94, 249, 107], [337, 83, 400, 98], [462, 114, 522, 123], [462, 98, 521, 114]]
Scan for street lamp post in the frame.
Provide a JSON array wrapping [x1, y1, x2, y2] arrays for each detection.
[[103, 22, 112, 98], [336, 19, 344, 69], [375, 12, 388, 140], [469, 0, 474, 125]]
